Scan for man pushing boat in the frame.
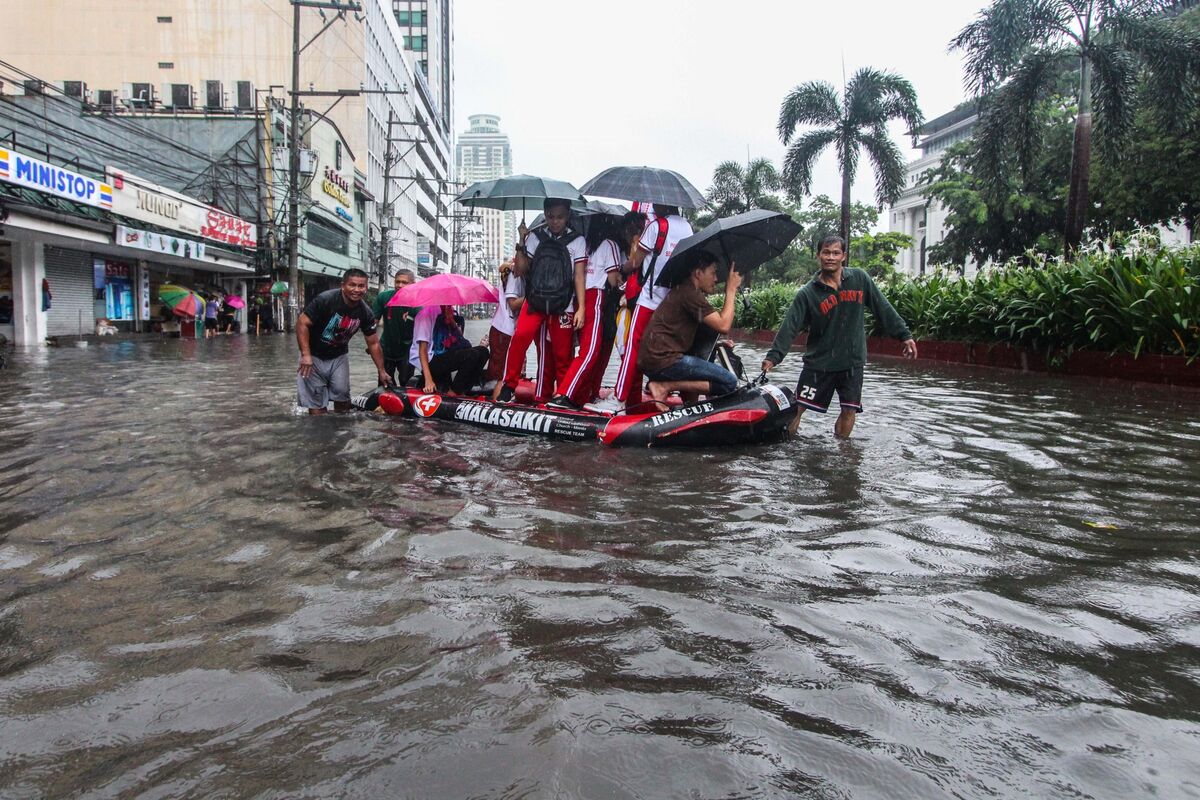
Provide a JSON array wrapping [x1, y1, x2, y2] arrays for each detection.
[[762, 235, 918, 438]]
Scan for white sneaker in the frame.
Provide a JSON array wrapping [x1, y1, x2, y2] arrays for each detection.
[[584, 397, 623, 415]]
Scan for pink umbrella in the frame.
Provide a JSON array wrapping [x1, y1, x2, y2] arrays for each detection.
[[388, 273, 499, 307], [224, 295, 246, 309]]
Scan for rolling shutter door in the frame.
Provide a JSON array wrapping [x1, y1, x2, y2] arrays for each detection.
[[44, 247, 95, 337]]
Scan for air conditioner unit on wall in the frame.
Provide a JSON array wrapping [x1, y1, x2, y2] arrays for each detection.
[[235, 80, 254, 110], [205, 80, 224, 110], [121, 82, 154, 108], [60, 80, 87, 101], [96, 89, 116, 109]]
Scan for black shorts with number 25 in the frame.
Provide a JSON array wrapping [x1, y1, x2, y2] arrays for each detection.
[[795, 365, 864, 413]]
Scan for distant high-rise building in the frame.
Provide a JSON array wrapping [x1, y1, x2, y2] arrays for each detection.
[[393, 1, 454, 135], [455, 114, 514, 273]]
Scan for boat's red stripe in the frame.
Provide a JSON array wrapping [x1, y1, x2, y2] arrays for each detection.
[[597, 411, 653, 446], [657, 408, 768, 438]]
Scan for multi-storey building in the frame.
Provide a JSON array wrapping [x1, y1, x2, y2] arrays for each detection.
[[0, 0, 454, 285], [888, 104, 978, 277], [392, 1, 454, 137], [454, 114, 514, 274]]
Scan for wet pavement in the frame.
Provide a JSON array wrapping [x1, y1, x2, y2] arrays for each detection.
[[1, 330, 1198, 798]]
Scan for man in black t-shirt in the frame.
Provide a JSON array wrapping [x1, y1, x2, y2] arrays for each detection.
[[296, 268, 391, 414]]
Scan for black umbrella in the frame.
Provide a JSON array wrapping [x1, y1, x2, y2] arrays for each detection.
[[656, 209, 801, 288], [530, 199, 631, 239], [454, 174, 586, 220], [579, 166, 706, 209]]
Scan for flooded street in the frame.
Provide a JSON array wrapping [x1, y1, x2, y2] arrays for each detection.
[[1, 331, 1199, 798]]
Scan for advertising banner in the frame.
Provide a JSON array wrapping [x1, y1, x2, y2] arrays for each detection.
[[106, 168, 256, 249], [116, 224, 207, 261], [0, 147, 113, 208]]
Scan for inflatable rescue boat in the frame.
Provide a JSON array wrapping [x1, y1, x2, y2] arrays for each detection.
[[354, 383, 796, 448]]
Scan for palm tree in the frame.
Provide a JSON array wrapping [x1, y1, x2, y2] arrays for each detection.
[[952, 0, 1200, 253], [707, 158, 784, 218], [777, 68, 923, 248]]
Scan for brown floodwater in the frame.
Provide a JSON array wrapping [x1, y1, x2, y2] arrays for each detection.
[[0, 330, 1198, 798]]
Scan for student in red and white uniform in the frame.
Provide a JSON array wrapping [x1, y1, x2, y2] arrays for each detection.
[[549, 211, 646, 409], [596, 204, 693, 412], [493, 198, 588, 404], [483, 260, 524, 391]]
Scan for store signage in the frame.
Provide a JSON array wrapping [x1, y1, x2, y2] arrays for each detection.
[[106, 167, 257, 249], [116, 225, 207, 261], [322, 166, 350, 207], [139, 264, 151, 321], [0, 147, 113, 208], [201, 208, 256, 249], [336, 207, 354, 223]]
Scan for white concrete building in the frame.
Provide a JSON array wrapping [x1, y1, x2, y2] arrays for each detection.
[[455, 114, 515, 274], [889, 105, 978, 276]]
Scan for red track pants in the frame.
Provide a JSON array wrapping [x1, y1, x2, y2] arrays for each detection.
[[504, 305, 575, 402], [558, 288, 610, 406], [614, 303, 655, 404]]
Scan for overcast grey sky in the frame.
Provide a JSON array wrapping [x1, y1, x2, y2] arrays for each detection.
[[452, 0, 989, 223]]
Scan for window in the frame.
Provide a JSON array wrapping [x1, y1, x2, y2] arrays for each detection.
[[159, 62, 175, 70], [397, 9, 424, 25], [335, 141, 343, 170], [306, 215, 349, 255], [157, 15, 172, 22]]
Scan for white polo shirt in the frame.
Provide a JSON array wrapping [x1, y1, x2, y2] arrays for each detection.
[[489, 272, 524, 337], [586, 238, 623, 291], [635, 214, 693, 311]]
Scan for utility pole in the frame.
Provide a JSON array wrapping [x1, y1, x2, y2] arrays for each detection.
[[286, 2, 302, 331], [285, 0, 363, 331], [375, 116, 427, 280], [377, 110, 396, 284]]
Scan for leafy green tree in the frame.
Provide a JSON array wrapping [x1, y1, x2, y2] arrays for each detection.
[[1090, 104, 1200, 238], [851, 231, 914, 281], [924, 102, 1075, 265], [777, 67, 923, 247], [952, 0, 1200, 253], [794, 194, 879, 252]]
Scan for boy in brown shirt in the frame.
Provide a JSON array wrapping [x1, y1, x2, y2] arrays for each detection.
[[637, 252, 742, 404]]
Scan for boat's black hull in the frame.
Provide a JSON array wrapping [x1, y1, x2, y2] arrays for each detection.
[[355, 384, 796, 448]]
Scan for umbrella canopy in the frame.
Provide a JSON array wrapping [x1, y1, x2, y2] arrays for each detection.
[[530, 199, 632, 239], [270, 281, 290, 296], [159, 284, 205, 318], [579, 166, 706, 209], [454, 174, 586, 214], [388, 273, 500, 307], [656, 210, 802, 288], [224, 295, 246, 309]]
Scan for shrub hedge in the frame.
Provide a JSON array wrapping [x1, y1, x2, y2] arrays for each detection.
[[722, 241, 1200, 360]]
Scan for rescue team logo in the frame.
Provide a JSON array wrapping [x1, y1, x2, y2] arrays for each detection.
[[453, 401, 555, 434], [413, 394, 442, 417], [648, 402, 715, 428]]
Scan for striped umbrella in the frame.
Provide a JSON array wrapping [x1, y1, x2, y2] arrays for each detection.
[[159, 284, 204, 318]]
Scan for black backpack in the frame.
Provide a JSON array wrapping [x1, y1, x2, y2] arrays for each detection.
[[527, 228, 580, 315]]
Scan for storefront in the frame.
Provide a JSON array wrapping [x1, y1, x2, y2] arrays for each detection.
[[0, 146, 258, 345], [0, 244, 13, 342]]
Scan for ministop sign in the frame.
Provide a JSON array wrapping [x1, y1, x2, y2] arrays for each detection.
[[0, 147, 113, 208]]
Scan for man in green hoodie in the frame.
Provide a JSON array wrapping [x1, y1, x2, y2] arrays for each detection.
[[762, 235, 917, 438], [372, 269, 419, 386]]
